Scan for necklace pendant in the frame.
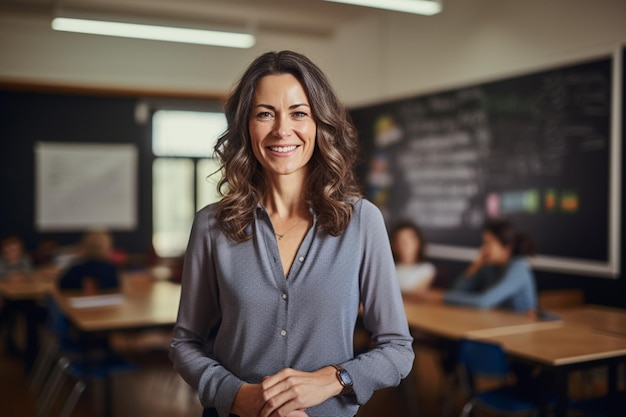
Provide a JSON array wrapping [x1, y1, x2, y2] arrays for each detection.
[[277, 234, 284, 240]]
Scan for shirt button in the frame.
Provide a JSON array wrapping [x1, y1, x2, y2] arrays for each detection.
[[282, 293, 287, 300], [298, 256, 305, 262], [280, 330, 287, 336]]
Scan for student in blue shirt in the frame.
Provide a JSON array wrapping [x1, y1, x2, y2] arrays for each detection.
[[57, 229, 120, 293], [414, 218, 538, 315]]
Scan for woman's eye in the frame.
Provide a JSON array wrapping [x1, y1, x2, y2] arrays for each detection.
[[256, 111, 273, 119], [293, 111, 308, 118]]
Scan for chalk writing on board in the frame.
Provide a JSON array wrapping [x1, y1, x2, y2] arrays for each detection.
[[352, 56, 613, 269]]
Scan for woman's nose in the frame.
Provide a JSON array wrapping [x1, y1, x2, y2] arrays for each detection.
[[273, 116, 291, 138]]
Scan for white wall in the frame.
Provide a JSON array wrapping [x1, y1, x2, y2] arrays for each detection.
[[1, 0, 625, 105], [0, 11, 331, 94], [336, 0, 626, 106]]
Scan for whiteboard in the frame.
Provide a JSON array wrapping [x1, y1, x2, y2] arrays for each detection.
[[35, 142, 137, 231]]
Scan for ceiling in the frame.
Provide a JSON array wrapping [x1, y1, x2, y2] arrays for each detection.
[[0, 0, 383, 37]]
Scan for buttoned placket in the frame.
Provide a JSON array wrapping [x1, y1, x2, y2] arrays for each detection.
[[257, 206, 316, 357]]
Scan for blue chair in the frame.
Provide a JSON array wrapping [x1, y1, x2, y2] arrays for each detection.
[[456, 339, 552, 417], [36, 294, 136, 417], [29, 295, 87, 395]]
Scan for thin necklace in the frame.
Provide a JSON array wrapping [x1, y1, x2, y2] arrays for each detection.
[[274, 217, 306, 240]]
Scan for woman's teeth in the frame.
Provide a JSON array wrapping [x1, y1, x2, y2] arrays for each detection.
[[270, 146, 297, 153]]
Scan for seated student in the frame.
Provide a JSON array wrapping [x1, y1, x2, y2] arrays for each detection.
[[57, 229, 120, 293], [414, 218, 538, 315], [32, 236, 59, 267], [390, 221, 437, 295], [0, 234, 36, 358], [0, 234, 33, 278]]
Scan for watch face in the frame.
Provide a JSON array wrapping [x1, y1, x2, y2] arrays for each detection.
[[339, 368, 353, 386]]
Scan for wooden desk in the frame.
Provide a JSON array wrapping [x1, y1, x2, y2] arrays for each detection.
[[0, 267, 59, 364], [402, 301, 626, 416], [53, 278, 181, 332], [475, 324, 626, 417], [52, 277, 181, 417], [0, 267, 59, 300], [476, 324, 626, 366], [403, 301, 561, 340], [554, 305, 626, 337]]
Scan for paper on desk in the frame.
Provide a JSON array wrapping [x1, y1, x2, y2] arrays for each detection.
[[68, 293, 124, 308]]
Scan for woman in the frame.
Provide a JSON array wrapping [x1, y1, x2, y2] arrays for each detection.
[[390, 221, 436, 295], [415, 218, 538, 315], [169, 51, 414, 417]]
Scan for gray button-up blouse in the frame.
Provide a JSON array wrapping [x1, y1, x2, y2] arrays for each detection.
[[170, 198, 414, 417]]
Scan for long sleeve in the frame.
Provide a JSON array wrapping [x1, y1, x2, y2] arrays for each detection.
[[343, 201, 415, 405], [443, 258, 537, 313], [169, 209, 244, 417]]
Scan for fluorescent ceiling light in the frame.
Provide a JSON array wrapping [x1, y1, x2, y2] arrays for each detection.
[[51, 17, 255, 48], [324, 0, 441, 15]]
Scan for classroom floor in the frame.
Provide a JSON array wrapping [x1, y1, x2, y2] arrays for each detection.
[[0, 333, 609, 417]]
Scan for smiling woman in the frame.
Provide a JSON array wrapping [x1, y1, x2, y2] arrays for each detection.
[[169, 50, 414, 417]]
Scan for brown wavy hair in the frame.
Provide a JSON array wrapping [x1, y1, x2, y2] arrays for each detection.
[[214, 50, 362, 242]]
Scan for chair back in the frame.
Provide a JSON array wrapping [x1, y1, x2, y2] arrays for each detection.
[[44, 294, 81, 352], [457, 339, 510, 392]]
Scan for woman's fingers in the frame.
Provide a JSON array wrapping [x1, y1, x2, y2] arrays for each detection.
[[259, 367, 337, 417]]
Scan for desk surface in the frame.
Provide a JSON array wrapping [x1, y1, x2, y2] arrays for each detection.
[[0, 267, 59, 300], [403, 301, 561, 340], [476, 324, 626, 366], [404, 301, 626, 365], [54, 278, 181, 332], [553, 305, 626, 336]]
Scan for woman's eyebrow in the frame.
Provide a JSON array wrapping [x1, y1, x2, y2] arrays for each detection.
[[253, 103, 310, 110]]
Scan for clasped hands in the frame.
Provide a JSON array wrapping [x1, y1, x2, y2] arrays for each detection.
[[231, 366, 342, 417]]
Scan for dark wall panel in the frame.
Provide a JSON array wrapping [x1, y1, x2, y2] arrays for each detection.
[[0, 90, 153, 254]]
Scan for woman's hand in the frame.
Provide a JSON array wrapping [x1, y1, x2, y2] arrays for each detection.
[[231, 383, 266, 417], [232, 384, 309, 417], [231, 367, 337, 417], [258, 366, 341, 417], [231, 383, 309, 417]]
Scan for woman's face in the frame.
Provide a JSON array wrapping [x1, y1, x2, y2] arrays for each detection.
[[481, 231, 512, 265], [393, 228, 421, 265], [248, 73, 316, 179]]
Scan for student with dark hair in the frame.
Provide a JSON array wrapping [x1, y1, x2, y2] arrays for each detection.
[[414, 218, 538, 315], [390, 221, 436, 294]]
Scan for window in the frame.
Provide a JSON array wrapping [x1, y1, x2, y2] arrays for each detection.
[[152, 110, 226, 257]]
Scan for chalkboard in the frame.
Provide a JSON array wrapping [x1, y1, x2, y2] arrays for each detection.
[[351, 54, 620, 277]]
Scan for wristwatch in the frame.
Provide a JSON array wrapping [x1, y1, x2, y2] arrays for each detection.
[[331, 364, 354, 395]]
